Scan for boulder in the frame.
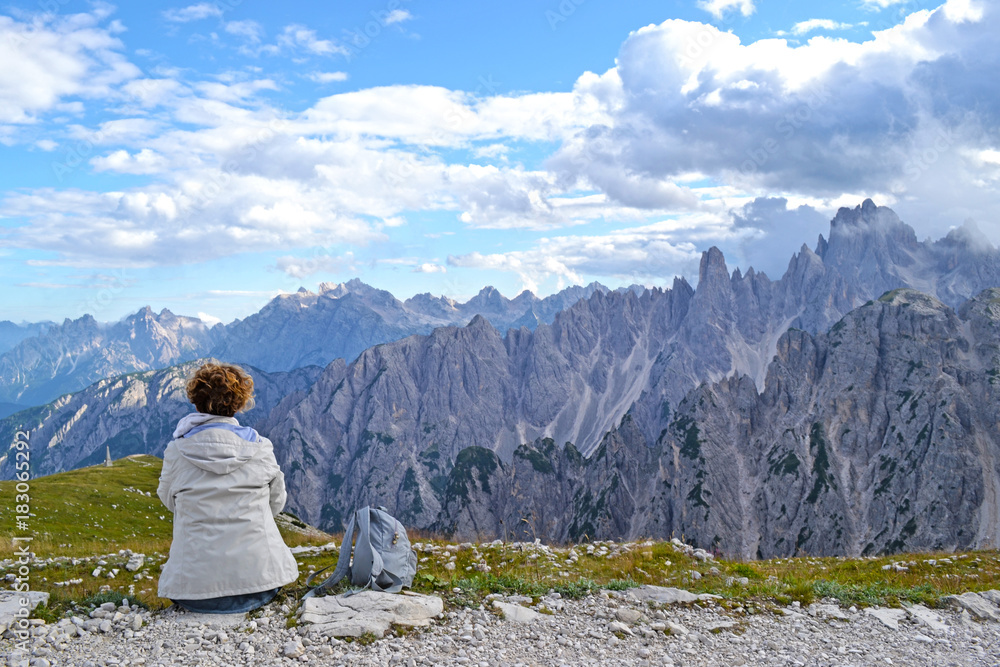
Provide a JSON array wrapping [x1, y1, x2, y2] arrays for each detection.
[[942, 592, 1000, 622], [492, 601, 540, 624], [298, 591, 443, 637], [626, 585, 720, 605], [0, 591, 49, 635]]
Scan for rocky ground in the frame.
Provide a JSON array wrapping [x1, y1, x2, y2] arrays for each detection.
[[3, 585, 1000, 667]]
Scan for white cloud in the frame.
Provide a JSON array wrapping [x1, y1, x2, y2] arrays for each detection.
[[862, 0, 910, 8], [789, 19, 854, 36], [35, 139, 58, 151], [3, 1, 999, 276], [308, 71, 349, 84], [274, 252, 357, 279], [90, 148, 168, 174], [224, 19, 263, 42], [277, 25, 348, 56], [413, 263, 446, 273], [448, 219, 708, 292], [549, 2, 999, 207], [197, 311, 223, 325], [384, 9, 413, 25], [162, 3, 223, 23], [0, 11, 140, 126], [697, 0, 755, 20]]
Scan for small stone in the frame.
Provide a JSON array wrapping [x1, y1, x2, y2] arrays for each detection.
[[608, 621, 633, 635], [283, 640, 306, 658], [615, 608, 642, 624]]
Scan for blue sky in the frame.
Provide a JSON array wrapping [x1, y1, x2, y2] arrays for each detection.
[[0, 0, 996, 324]]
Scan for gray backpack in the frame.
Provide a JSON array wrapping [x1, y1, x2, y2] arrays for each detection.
[[303, 506, 417, 599]]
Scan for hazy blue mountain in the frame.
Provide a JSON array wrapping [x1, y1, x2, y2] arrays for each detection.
[[0, 360, 321, 480]]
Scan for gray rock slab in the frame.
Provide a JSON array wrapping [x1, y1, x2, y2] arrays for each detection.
[[493, 601, 541, 624], [298, 590, 443, 637], [864, 607, 908, 630], [942, 592, 1000, 622], [808, 603, 849, 620], [626, 585, 719, 605], [906, 604, 949, 635], [0, 591, 49, 633], [615, 608, 642, 624], [976, 589, 1000, 607]]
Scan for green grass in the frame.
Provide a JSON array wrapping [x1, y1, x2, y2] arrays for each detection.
[[3, 458, 1000, 621]]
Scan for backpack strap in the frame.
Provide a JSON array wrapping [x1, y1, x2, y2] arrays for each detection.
[[303, 511, 358, 599], [351, 507, 384, 589]]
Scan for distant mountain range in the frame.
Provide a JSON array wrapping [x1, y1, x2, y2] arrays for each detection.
[[2, 200, 999, 557], [0, 280, 621, 412], [0, 360, 320, 478]]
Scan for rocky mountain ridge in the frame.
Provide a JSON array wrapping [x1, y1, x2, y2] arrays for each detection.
[[436, 288, 1000, 557], [0, 308, 221, 408], [261, 201, 1000, 555], [0, 360, 321, 480], [0, 281, 614, 410], [2, 200, 998, 557]]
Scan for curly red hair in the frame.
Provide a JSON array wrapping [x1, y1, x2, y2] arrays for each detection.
[[186, 363, 254, 417]]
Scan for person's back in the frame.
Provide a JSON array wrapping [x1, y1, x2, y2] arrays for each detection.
[[157, 362, 298, 613]]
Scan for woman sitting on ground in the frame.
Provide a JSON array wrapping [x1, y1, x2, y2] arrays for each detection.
[[157, 362, 298, 613]]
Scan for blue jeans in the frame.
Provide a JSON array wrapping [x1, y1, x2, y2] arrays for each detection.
[[173, 587, 280, 614]]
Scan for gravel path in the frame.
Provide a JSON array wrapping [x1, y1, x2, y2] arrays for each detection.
[[3, 589, 998, 666]]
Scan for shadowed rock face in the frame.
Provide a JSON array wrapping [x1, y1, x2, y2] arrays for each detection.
[[438, 289, 1000, 557], [260, 202, 1000, 556]]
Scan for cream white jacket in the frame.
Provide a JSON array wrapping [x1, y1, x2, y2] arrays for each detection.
[[156, 415, 298, 600]]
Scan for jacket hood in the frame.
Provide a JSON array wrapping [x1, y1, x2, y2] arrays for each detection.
[[172, 414, 263, 475]]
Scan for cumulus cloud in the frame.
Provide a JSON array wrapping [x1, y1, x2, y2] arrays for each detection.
[[4, 0, 999, 281], [549, 1, 1000, 209]]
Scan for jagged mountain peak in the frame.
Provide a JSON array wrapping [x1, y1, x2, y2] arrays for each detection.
[[828, 199, 914, 244], [697, 246, 730, 290], [939, 219, 995, 253]]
